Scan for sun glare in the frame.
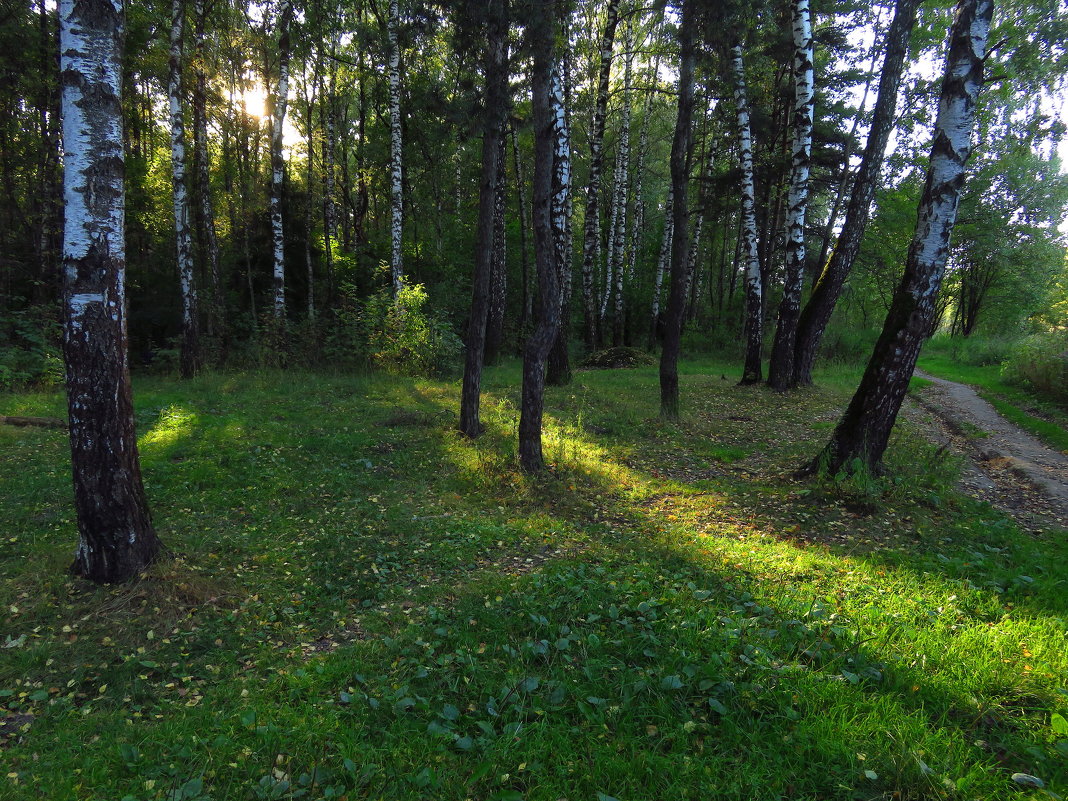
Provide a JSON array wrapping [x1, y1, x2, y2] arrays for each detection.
[[242, 86, 267, 119]]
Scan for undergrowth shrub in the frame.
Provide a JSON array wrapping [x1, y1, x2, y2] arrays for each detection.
[[1001, 331, 1068, 403], [927, 333, 1016, 366], [816, 325, 880, 366], [0, 303, 63, 390]]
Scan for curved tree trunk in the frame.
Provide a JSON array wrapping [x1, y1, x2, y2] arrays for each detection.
[[387, 0, 404, 296], [793, 0, 922, 385], [767, 0, 814, 391], [519, 0, 561, 472], [60, 0, 162, 583], [169, 0, 200, 379], [459, 0, 508, 438], [731, 43, 763, 385], [808, 0, 992, 475], [579, 0, 621, 351], [270, 0, 293, 318], [658, 0, 696, 420]]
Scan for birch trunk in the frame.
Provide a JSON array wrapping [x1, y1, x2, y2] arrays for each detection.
[[648, 188, 673, 347], [459, 0, 508, 438], [809, 0, 992, 475], [658, 0, 696, 419], [192, 0, 222, 348], [731, 43, 763, 385], [767, 0, 814, 391], [169, 0, 200, 378], [793, 0, 921, 386], [579, 0, 621, 350], [547, 54, 574, 386], [609, 26, 633, 347], [270, 0, 293, 318], [60, 0, 162, 583], [519, 0, 561, 472], [387, 0, 404, 296]]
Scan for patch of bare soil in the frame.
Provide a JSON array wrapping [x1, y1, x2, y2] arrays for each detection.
[[906, 371, 1068, 530]]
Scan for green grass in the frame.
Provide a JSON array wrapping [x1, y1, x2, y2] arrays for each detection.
[[1, 363, 1067, 800], [917, 353, 1068, 453]]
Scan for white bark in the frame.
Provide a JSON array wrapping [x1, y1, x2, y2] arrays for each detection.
[[649, 188, 673, 335], [388, 0, 404, 296], [551, 64, 572, 309], [270, 0, 292, 317], [732, 43, 763, 381], [783, 0, 814, 301], [603, 24, 633, 339], [169, 0, 198, 373]]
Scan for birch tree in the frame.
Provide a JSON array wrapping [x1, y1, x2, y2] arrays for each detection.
[[269, 0, 293, 318], [731, 42, 763, 385], [792, 0, 922, 386], [60, 0, 162, 583], [387, 0, 404, 296], [808, 0, 993, 474], [767, 0, 814, 391], [169, 0, 200, 378], [648, 187, 672, 347], [579, 0, 621, 350], [606, 23, 633, 347], [547, 27, 575, 387]]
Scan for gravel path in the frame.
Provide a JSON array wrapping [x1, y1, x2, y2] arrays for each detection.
[[908, 370, 1068, 530]]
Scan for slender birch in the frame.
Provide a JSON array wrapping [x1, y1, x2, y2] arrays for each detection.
[[547, 33, 575, 387], [579, 0, 621, 349], [387, 0, 404, 296], [793, 0, 922, 385], [767, 0, 814, 390], [518, 0, 560, 472], [168, 0, 199, 378], [607, 23, 633, 347], [270, 0, 293, 318], [731, 42, 763, 385], [648, 187, 673, 347], [192, 0, 222, 348], [809, 0, 993, 474], [60, 0, 162, 583]]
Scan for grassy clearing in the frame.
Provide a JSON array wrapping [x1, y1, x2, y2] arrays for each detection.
[[1, 362, 1066, 801], [916, 353, 1068, 453]]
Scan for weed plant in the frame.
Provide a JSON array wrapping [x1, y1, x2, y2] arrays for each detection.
[[0, 362, 1066, 800]]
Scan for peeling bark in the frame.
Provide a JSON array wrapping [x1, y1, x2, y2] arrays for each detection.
[[547, 54, 574, 386], [270, 0, 293, 318], [60, 0, 162, 583], [387, 0, 404, 296]]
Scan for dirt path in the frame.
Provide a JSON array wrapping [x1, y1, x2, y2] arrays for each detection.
[[906, 370, 1068, 530]]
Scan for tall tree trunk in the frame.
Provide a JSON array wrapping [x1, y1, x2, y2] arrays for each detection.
[[322, 50, 338, 305], [547, 46, 574, 387], [793, 0, 922, 385], [579, 0, 621, 351], [270, 0, 293, 318], [648, 187, 673, 348], [192, 0, 222, 349], [459, 0, 508, 438], [808, 0, 992, 475], [608, 24, 633, 348], [486, 134, 508, 364], [767, 0, 814, 391], [658, 0, 696, 420], [387, 0, 404, 295], [60, 0, 162, 584], [169, 0, 200, 378], [511, 122, 533, 335], [731, 43, 763, 385], [304, 82, 317, 321], [519, 0, 561, 472]]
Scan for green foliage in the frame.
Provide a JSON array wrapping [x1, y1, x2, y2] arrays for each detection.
[[579, 347, 655, 369], [0, 303, 63, 391], [927, 333, 1016, 367], [1002, 331, 1068, 404]]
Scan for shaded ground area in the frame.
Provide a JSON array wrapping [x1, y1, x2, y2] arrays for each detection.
[[911, 369, 1068, 529]]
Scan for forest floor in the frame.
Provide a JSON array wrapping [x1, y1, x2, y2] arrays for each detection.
[[909, 370, 1068, 530], [1, 362, 1066, 800]]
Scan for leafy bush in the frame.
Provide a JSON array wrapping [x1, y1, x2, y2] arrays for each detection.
[[1001, 331, 1068, 403], [0, 303, 63, 390], [926, 333, 1015, 367], [580, 346, 655, 369]]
